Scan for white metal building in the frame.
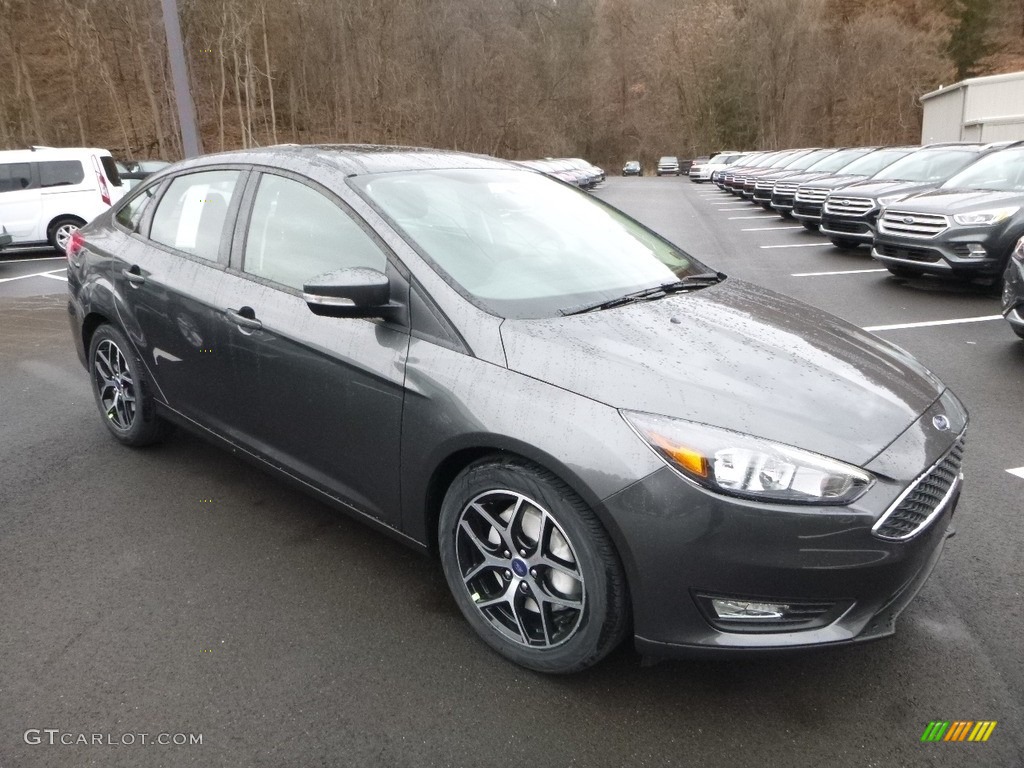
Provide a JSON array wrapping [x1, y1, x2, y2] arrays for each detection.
[[920, 71, 1024, 143]]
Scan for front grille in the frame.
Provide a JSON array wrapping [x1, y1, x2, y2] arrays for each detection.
[[874, 437, 964, 541], [774, 182, 799, 195], [879, 209, 948, 238], [823, 219, 869, 234], [755, 180, 775, 191], [824, 196, 874, 216], [796, 187, 829, 204], [793, 202, 823, 217], [875, 243, 942, 263]]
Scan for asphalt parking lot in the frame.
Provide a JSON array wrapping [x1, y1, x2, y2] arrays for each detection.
[[1, 178, 1021, 767]]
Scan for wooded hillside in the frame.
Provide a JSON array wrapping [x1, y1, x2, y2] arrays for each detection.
[[1, 0, 1020, 166]]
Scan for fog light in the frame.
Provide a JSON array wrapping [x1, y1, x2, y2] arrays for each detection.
[[965, 243, 987, 258], [712, 598, 790, 620]]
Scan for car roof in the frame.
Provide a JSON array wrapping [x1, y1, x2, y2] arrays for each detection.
[[0, 147, 113, 161], [170, 144, 516, 177]]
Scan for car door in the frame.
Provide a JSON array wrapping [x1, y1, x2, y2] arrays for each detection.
[[114, 168, 246, 438], [219, 169, 409, 527], [0, 162, 42, 241]]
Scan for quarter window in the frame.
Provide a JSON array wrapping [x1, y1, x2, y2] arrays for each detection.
[[39, 160, 85, 188], [116, 186, 157, 232], [0, 163, 32, 193], [149, 170, 240, 261], [243, 173, 387, 290]]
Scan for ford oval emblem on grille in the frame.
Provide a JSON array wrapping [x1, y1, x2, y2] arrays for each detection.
[[840, 200, 850, 205], [932, 414, 951, 431], [902, 216, 915, 224]]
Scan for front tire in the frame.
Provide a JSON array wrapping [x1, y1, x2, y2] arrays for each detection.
[[439, 458, 629, 673], [88, 324, 171, 446], [801, 220, 819, 232], [830, 237, 860, 250], [886, 266, 922, 279]]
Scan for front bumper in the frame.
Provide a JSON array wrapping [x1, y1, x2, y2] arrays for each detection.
[[600, 397, 966, 658], [771, 191, 796, 213], [1002, 256, 1024, 335], [792, 200, 824, 223], [872, 225, 1013, 278], [820, 213, 875, 244]]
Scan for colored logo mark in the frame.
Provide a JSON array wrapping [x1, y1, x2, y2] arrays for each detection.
[[921, 721, 997, 742]]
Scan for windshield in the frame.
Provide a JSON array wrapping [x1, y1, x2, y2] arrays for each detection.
[[354, 169, 709, 319], [839, 148, 914, 177], [769, 152, 805, 168], [871, 149, 981, 182], [804, 148, 872, 173], [942, 148, 1024, 191], [786, 148, 835, 171]]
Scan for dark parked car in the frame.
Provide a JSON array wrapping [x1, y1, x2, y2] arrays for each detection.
[[820, 144, 996, 250], [873, 145, 1024, 283], [1002, 236, 1024, 338], [67, 145, 967, 673], [622, 160, 642, 176], [792, 147, 917, 231], [769, 147, 877, 217], [750, 148, 838, 207]]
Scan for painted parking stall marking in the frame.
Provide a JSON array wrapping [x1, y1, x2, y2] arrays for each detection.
[[863, 315, 1003, 332], [0, 268, 68, 284], [759, 243, 832, 249], [743, 225, 804, 231], [1006, 467, 1024, 479], [791, 268, 888, 277]]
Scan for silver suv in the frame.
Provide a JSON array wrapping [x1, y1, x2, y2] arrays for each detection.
[[656, 156, 680, 176]]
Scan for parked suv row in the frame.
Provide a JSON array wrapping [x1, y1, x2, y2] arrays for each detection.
[[708, 140, 1024, 340]]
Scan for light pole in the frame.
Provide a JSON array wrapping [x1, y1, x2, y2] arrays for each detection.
[[160, 0, 203, 158]]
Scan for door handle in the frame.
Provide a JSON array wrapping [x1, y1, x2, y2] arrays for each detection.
[[121, 267, 146, 286], [225, 307, 263, 331]]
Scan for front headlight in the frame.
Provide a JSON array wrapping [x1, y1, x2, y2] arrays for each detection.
[[952, 206, 1020, 226], [877, 194, 906, 206], [622, 411, 873, 505]]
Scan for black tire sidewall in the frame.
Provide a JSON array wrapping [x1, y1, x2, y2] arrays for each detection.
[[438, 459, 627, 674]]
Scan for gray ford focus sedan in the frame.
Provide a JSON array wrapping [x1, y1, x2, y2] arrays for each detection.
[[66, 145, 967, 673]]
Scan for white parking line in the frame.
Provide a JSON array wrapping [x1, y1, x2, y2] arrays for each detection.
[[863, 315, 1003, 332], [0, 255, 65, 264], [728, 215, 776, 220], [0, 269, 66, 284], [759, 243, 830, 249], [742, 226, 804, 231], [39, 271, 68, 281], [791, 268, 888, 277], [1007, 467, 1024, 479]]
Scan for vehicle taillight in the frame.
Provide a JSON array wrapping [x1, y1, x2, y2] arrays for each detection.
[[66, 230, 85, 261], [98, 174, 111, 205], [92, 155, 111, 205]]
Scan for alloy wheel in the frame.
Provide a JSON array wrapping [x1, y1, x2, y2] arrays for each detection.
[[455, 490, 585, 649], [93, 339, 137, 430]]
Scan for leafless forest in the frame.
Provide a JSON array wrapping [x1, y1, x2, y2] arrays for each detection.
[[1, 0, 1022, 166]]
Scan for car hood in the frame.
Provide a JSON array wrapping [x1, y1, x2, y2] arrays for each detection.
[[886, 188, 1024, 214], [831, 179, 941, 200], [800, 174, 868, 191], [773, 171, 840, 186], [500, 280, 943, 467]]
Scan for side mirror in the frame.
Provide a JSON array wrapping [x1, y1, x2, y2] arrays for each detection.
[[302, 268, 399, 319]]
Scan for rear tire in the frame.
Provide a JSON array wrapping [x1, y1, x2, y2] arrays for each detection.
[[88, 324, 172, 446], [48, 216, 85, 254], [438, 457, 629, 674]]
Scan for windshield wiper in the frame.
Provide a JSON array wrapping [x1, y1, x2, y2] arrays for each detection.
[[559, 272, 725, 316]]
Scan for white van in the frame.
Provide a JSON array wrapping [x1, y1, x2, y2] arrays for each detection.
[[0, 147, 125, 253]]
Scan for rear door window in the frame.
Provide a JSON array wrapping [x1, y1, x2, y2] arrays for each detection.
[[0, 163, 33, 193], [149, 170, 240, 261], [39, 160, 85, 188]]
